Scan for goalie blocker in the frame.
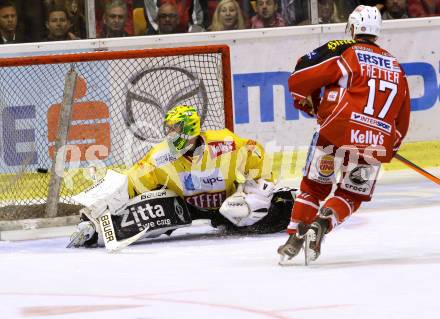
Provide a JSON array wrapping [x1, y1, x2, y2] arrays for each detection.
[[80, 189, 192, 250]]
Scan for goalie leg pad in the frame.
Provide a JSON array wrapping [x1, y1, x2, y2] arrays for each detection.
[[74, 189, 192, 250], [110, 189, 192, 242]]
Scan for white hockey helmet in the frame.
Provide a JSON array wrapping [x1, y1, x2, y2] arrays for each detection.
[[346, 5, 382, 38]]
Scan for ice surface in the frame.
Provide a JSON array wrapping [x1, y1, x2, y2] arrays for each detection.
[[1, 174, 439, 319]]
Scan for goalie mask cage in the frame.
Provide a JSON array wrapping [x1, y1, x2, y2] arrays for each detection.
[[0, 45, 232, 220]]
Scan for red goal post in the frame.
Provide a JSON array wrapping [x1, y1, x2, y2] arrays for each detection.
[[0, 44, 233, 219]]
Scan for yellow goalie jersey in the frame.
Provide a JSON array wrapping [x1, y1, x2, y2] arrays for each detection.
[[127, 129, 267, 210]]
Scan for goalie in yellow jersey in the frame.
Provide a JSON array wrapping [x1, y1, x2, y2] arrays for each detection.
[[69, 105, 295, 249]]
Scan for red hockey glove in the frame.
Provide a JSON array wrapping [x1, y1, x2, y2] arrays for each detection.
[[294, 96, 316, 117]]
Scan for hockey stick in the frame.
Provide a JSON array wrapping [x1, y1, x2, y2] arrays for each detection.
[[394, 153, 440, 186]]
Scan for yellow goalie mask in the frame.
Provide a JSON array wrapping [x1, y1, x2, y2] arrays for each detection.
[[164, 105, 201, 151]]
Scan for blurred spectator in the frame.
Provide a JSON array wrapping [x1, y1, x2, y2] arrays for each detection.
[[44, 5, 80, 41], [204, 1, 252, 29], [13, 0, 45, 42], [297, 0, 343, 25], [0, 0, 24, 44], [278, 0, 310, 26], [133, 0, 147, 35], [360, 1, 385, 12], [208, 0, 246, 31], [154, 2, 180, 34], [99, 0, 129, 37], [96, 0, 134, 37], [65, 0, 86, 38], [382, 0, 408, 19], [318, 0, 338, 23], [144, 0, 204, 35], [250, 0, 286, 28], [332, 0, 359, 21], [407, 0, 440, 17]]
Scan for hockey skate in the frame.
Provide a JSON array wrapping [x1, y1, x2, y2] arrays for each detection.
[[66, 221, 96, 248], [278, 223, 308, 266], [304, 208, 332, 265]]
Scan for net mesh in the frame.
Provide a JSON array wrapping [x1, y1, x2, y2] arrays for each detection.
[[0, 48, 228, 219]]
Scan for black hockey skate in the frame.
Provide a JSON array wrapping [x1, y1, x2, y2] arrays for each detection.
[[304, 208, 332, 265], [278, 223, 309, 266]]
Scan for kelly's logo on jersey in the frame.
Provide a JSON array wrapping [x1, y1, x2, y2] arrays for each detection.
[[355, 50, 400, 72], [351, 112, 392, 133], [350, 129, 384, 145], [208, 140, 236, 158]]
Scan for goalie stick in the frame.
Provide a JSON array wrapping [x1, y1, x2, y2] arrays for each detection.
[[395, 153, 440, 186]]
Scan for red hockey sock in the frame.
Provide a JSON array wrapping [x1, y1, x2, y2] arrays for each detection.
[[287, 192, 319, 234], [322, 196, 361, 227]]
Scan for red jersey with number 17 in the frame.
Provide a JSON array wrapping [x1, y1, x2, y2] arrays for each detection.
[[288, 39, 411, 162]]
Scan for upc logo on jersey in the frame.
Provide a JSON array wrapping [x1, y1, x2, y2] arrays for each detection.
[[180, 169, 225, 195], [351, 112, 392, 133], [351, 129, 384, 145], [355, 50, 400, 72]]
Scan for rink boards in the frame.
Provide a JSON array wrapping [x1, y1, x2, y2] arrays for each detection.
[[0, 18, 439, 181]]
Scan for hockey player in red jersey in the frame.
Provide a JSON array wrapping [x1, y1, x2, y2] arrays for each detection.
[[278, 5, 411, 264]]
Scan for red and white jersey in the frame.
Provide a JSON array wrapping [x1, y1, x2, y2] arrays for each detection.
[[288, 39, 411, 162]]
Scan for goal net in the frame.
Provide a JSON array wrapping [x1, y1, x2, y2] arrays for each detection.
[[0, 45, 232, 220]]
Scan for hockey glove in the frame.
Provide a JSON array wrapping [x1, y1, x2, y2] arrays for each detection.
[[219, 179, 275, 227], [294, 96, 316, 117]]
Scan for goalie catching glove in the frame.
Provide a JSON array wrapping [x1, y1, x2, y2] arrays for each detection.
[[219, 179, 275, 227]]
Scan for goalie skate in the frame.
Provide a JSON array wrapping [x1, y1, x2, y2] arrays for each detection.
[[66, 221, 95, 248]]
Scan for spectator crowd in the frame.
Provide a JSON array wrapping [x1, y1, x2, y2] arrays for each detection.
[[1, 0, 439, 44]]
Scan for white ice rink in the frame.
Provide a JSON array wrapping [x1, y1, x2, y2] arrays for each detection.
[[1, 171, 439, 319]]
